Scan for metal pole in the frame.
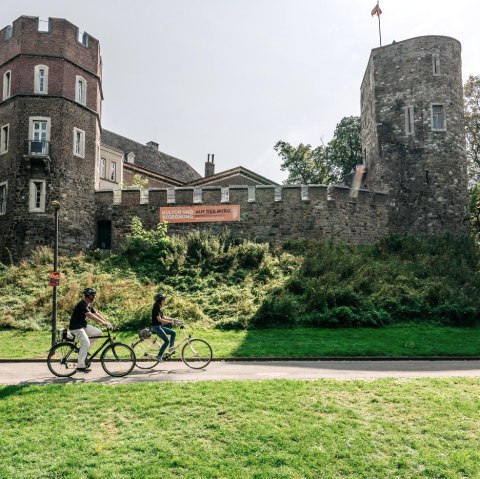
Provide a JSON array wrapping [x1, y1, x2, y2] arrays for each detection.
[[378, 11, 382, 46], [51, 201, 60, 348]]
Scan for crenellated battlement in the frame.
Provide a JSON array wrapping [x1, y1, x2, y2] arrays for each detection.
[[95, 185, 390, 246], [95, 184, 388, 206], [0, 16, 101, 75]]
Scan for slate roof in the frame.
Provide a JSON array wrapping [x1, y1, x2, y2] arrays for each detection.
[[187, 166, 278, 186], [101, 129, 201, 184]]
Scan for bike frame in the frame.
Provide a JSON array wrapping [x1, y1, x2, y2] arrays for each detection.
[[146, 327, 193, 358], [72, 330, 116, 364]]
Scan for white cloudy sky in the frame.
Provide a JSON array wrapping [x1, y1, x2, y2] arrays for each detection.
[[3, 1, 480, 183]]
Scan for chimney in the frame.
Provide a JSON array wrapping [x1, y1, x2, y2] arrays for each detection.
[[146, 141, 159, 150], [205, 153, 215, 177]]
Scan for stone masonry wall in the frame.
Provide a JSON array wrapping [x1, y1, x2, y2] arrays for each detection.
[[95, 185, 389, 249], [361, 36, 468, 236]]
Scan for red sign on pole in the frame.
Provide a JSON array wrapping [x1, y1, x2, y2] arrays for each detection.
[[49, 271, 60, 287]]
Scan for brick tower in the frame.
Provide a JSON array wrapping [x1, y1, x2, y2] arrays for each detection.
[[0, 16, 102, 261], [361, 36, 468, 236]]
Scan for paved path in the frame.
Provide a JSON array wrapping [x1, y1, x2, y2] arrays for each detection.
[[1, 359, 480, 385]]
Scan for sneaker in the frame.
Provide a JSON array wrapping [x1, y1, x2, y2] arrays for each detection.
[[77, 367, 91, 373], [155, 356, 164, 362], [167, 347, 175, 353]]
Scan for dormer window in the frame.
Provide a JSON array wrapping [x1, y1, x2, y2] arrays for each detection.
[[34, 65, 49, 94], [75, 76, 87, 105], [3, 71, 11, 100], [127, 152, 135, 164]]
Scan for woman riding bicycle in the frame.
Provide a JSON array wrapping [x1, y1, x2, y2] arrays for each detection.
[[151, 293, 177, 362]]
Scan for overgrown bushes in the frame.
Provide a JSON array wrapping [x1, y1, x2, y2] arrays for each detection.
[[1, 223, 480, 331], [251, 235, 480, 328]]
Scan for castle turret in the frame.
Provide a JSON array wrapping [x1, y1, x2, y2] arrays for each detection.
[[361, 36, 468, 236], [0, 16, 103, 260]]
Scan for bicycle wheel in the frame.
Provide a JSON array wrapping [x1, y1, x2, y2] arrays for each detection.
[[181, 338, 213, 369], [47, 342, 79, 377], [100, 342, 136, 377], [132, 338, 160, 369]]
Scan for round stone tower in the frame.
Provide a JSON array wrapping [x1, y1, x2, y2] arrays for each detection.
[[0, 16, 103, 260], [360, 36, 468, 236]]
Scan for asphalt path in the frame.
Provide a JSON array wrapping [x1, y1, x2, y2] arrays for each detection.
[[1, 359, 480, 385]]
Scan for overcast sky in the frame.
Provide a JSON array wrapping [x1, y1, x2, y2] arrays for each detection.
[[3, 1, 480, 183]]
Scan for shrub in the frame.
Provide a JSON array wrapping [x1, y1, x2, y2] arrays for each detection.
[[251, 293, 298, 328], [186, 230, 222, 264]]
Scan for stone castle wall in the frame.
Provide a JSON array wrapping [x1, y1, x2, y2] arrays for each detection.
[[95, 185, 389, 248], [361, 36, 468, 236], [0, 16, 102, 261]]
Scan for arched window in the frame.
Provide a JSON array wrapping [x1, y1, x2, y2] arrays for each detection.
[[75, 75, 87, 105], [34, 65, 49, 94]]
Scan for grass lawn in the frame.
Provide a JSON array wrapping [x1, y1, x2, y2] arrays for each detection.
[[0, 379, 479, 479], [0, 324, 479, 359]]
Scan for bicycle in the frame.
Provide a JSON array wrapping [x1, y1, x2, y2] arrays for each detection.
[[132, 320, 213, 370], [47, 328, 136, 378]]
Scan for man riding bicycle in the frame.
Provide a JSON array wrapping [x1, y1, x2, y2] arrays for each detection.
[[69, 288, 113, 372]]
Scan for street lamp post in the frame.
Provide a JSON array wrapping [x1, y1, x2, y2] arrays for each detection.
[[51, 200, 61, 348]]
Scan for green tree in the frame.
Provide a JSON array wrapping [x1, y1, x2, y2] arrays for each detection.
[[326, 116, 362, 179], [464, 75, 480, 181], [275, 116, 361, 185], [274, 141, 333, 184], [468, 183, 480, 240]]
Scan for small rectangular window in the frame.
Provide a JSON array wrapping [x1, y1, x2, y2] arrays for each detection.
[[75, 76, 87, 105], [432, 54, 440, 75], [29, 180, 46, 212], [3, 71, 11, 100], [221, 187, 230, 203], [405, 105, 414, 135], [110, 161, 117, 182], [248, 186, 256, 202], [73, 128, 85, 157], [431, 105, 446, 131], [0, 181, 7, 215], [34, 65, 49, 94], [0, 124, 9, 154], [100, 158, 106, 179]]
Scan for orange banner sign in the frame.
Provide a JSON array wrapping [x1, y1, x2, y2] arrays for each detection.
[[160, 205, 240, 224], [49, 271, 60, 287]]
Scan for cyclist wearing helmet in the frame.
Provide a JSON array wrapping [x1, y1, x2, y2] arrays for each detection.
[[69, 287, 113, 372], [151, 293, 177, 362]]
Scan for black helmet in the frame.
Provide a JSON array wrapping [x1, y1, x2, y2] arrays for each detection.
[[83, 287, 97, 297], [154, 293, 166, 302]]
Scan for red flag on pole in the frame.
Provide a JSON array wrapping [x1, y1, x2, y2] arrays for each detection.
[[371, 3, 382, 16]]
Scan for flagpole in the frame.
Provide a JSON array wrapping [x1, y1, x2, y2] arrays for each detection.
[[378, 10, 382, 46]]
